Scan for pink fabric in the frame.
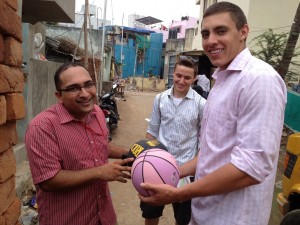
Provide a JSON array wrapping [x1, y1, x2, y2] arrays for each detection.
[[25, 103, 116, 225], [191, 48, 287, 225]]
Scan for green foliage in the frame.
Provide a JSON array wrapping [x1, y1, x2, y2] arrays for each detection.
[[250, 29, 300, 81]]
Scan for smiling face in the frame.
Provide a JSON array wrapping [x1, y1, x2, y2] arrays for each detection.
[[173, 64, 196, 98], [201, 12, 249, 70], [55, 66, 96, 122]]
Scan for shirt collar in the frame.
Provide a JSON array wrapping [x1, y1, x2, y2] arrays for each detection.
[[55, 102, 97, 124], [212, 48, 252, 79]]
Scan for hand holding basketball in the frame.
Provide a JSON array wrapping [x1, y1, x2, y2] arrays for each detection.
[[139, 182, 180, 206], [131, 148, 180, 197]]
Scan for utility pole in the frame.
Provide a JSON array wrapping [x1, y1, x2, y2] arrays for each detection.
[[84, 0, 89, 68], [99, 0, 107, 95], [120, 13, 124, 79]]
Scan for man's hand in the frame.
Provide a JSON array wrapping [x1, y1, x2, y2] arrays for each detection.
[[138, 183, 179, 206], [99, 158, 134, 183]]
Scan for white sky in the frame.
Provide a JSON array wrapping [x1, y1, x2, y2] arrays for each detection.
[[75, 0, 200, 27]]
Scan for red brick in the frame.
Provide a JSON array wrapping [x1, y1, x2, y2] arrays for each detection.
[[0, 34, 4, 63], [0, 64, 24, 93], [0, 72, 11, 93], [0, 214, 4, 224], [0, 176, 16, 214], [0, 148, 16, 183], [4, 37, 22, 67], [5, 0, 18, 11], [4, 198, 21, 225], [0, 1, 22, 42], [0, 121, 17, 153], [0, 95, 6, 125], [6, 93, 25, 121]]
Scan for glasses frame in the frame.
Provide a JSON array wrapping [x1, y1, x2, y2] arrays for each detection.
[[58, 81, 96, 94]]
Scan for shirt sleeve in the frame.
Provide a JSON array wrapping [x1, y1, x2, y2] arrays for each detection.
[[231, 71, 286, 182], [206, 79, 210, 91], [25, 119, 62, 185], [146, 94, 161, 138]]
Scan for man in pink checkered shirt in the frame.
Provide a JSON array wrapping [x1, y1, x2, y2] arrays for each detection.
[[140, 2, 287, 225]]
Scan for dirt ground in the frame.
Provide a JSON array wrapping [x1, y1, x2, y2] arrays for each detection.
[[109, 90, 285, 225], [108, 90, 176, 225]]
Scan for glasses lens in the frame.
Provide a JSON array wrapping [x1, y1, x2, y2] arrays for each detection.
[[66, 86, 81, 93], [85, 82, 95, 89]]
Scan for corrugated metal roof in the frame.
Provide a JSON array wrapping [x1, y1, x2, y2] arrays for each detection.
[[135, 16, 162, 25]]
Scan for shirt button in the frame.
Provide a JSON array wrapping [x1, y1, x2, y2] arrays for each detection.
[[95, 159, 98, 162], [90, 141, 94, 144]]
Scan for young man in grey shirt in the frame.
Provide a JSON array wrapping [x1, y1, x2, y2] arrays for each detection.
[[142, 57, 206, 225]]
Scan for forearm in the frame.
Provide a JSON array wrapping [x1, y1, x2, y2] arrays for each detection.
[[38, 157, 133, 192], [178, 163, 259, 201], [38, 167, 100, 192], [179, 154, 198, 178], [146, 132, 156, 140], [108, 142, 129, 158]]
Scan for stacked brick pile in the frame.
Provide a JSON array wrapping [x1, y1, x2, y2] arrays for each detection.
[[0, 0, 25, 224], [81, 57, 101, 82]]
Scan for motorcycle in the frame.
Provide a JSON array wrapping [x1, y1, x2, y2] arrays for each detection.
[[99, 84, 119, 140]]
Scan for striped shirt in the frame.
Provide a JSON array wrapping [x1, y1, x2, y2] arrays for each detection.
[[25, 103, 116, 225], [147, 87, 206, 165], [191, 48, 287, 225]]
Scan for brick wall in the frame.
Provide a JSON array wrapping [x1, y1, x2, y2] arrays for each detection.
[[0, 0, 24, 224]]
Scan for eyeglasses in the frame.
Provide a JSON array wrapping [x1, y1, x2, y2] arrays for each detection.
[[59, 81, 96, 94], [179, 55, 198, 63]]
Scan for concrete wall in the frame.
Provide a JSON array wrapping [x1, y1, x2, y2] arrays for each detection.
[[0, 0, 24, 224], [26, 59, 61, 121], [165, 38, 185, 53], [128, 77, 166, 92], [184, 28, 196, 51]]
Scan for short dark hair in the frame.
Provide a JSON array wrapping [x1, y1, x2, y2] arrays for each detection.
[[174, 56, 198, 77], [54, 61, 86, 91], [203, 2, 247, 30]]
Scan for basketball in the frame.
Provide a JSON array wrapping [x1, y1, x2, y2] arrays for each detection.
[[123, 139, 168, 166], [131, 148, 180, 197]]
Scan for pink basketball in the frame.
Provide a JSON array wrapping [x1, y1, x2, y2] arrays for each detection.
[[131, 148, 180, 197]]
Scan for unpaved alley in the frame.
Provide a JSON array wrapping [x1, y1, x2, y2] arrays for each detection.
[[108, 90, 176, 225]]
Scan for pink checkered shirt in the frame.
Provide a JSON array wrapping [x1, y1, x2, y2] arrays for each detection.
[[191, 48, 287, 225], [25, 103, 116, 225]]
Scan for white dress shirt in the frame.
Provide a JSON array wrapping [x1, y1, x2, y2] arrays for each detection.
[[147, 87, 206, 165]]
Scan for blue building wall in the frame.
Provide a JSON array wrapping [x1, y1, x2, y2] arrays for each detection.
[[114, 33, 163, 78]]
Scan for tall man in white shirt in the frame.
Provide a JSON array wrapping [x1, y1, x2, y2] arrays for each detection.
[[139, 2, 286, 225], [195, 74, 210, 98], [142, 57, 206, 225]]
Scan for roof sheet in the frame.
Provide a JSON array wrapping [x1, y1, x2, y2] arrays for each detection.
[[135, 16, 162, 25]]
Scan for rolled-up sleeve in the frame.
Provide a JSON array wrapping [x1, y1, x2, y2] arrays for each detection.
[[231, 71, 286, 182], [146, 94, 161, 138]]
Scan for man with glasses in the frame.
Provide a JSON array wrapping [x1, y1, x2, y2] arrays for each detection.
[[25, 62, 133, 225]]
